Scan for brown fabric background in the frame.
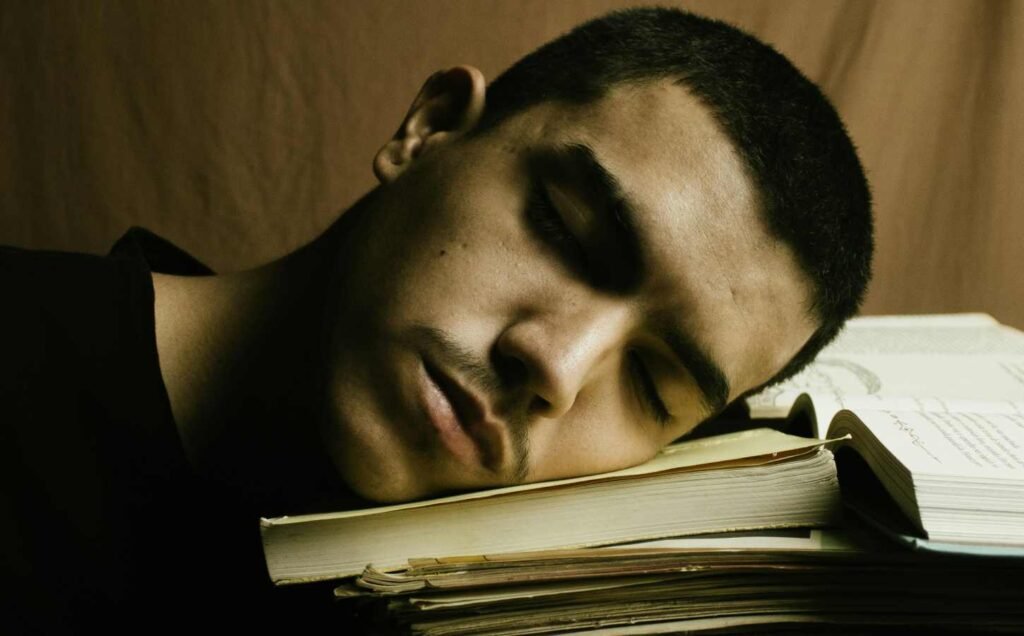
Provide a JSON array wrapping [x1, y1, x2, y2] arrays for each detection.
[[2, 1, 1022, 327]]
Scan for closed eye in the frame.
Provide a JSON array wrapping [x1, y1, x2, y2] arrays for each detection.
[[628, 351, 672, 426], [525, 180, 591, 277]]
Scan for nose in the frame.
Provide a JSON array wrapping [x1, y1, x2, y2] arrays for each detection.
[[494, 302, 630, 419]]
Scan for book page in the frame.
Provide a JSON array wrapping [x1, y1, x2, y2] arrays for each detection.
[[605, 528, 859, 552], [832, 409, 1024, 478], [835, 313, 998, 329], [821, 314, 1024, 355], [747, 314, 1024, 419], [814, 394, 1024, 429]]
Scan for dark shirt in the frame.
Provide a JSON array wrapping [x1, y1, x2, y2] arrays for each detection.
[[0, 229, 339, 632]]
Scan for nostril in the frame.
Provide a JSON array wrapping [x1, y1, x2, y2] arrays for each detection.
[[529, 395, 553, 416], [492, 347, 529, 387]]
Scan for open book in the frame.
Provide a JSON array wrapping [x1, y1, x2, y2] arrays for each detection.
[[747, 313, 1024, 554], [747, 313, 1024, 424]]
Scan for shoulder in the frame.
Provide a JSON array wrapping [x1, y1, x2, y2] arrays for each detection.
[[0, 242, 141, 314], [0, 241, 209, 626], [0, 243, 144, 387]]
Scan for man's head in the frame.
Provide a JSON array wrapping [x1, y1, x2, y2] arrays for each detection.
[[478, 8, 873, 383], [318, 8, 872, 502]]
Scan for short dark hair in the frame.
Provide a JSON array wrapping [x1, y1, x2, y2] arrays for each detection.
[[480, 7, 873, 392]]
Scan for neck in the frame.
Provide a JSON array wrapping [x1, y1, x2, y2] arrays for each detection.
[[153, 230, 348, 512]]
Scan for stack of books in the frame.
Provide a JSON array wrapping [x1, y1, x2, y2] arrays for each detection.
[[260, 314, 1024, 633], [344, 531, 1024, 635]]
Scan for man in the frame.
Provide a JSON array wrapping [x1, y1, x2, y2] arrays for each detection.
[[1, 7, 871, 630]]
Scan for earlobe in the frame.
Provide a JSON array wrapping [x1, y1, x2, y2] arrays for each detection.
[[373, 65, 487, 183], [372, 137, 423, 183]]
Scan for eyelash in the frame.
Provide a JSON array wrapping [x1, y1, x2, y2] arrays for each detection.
[[628, 351, 672, 426], [525, 181, 590, 274]]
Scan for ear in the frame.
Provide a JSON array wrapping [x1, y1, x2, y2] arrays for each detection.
[[373, 65, 487, 183]]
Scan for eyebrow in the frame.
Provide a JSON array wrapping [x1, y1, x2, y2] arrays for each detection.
[[547, 142, 732, 415], [660, 321, 731, 415]]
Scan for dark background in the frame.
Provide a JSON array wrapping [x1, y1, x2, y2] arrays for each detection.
[[2, 0, 1022, 327]]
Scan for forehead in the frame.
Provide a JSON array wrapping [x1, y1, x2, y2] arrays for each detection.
[[498, 80, 816, 397]]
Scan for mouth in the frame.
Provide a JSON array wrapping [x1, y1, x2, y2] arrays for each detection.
[[419, 358, 506, 473]]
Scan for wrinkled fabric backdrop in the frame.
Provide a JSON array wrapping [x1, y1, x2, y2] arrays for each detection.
[[2, 1, 1022, 328]]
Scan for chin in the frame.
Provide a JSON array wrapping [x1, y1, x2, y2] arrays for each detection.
[[318, 396, 425, 503], [341, 466, 423, 503], [324, 432, 426, 503]]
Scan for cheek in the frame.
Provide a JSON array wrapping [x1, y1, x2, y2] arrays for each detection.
[[367, 139, 576, 331], [320, 393, 420, 502], [380, 203, 558, 332], [526, 377, 658, 482]]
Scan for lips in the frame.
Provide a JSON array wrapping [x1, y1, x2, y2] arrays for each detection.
[[420, 359, 505, 472]]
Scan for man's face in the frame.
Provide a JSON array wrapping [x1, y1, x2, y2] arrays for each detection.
[[322, 77, 816, 502]]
